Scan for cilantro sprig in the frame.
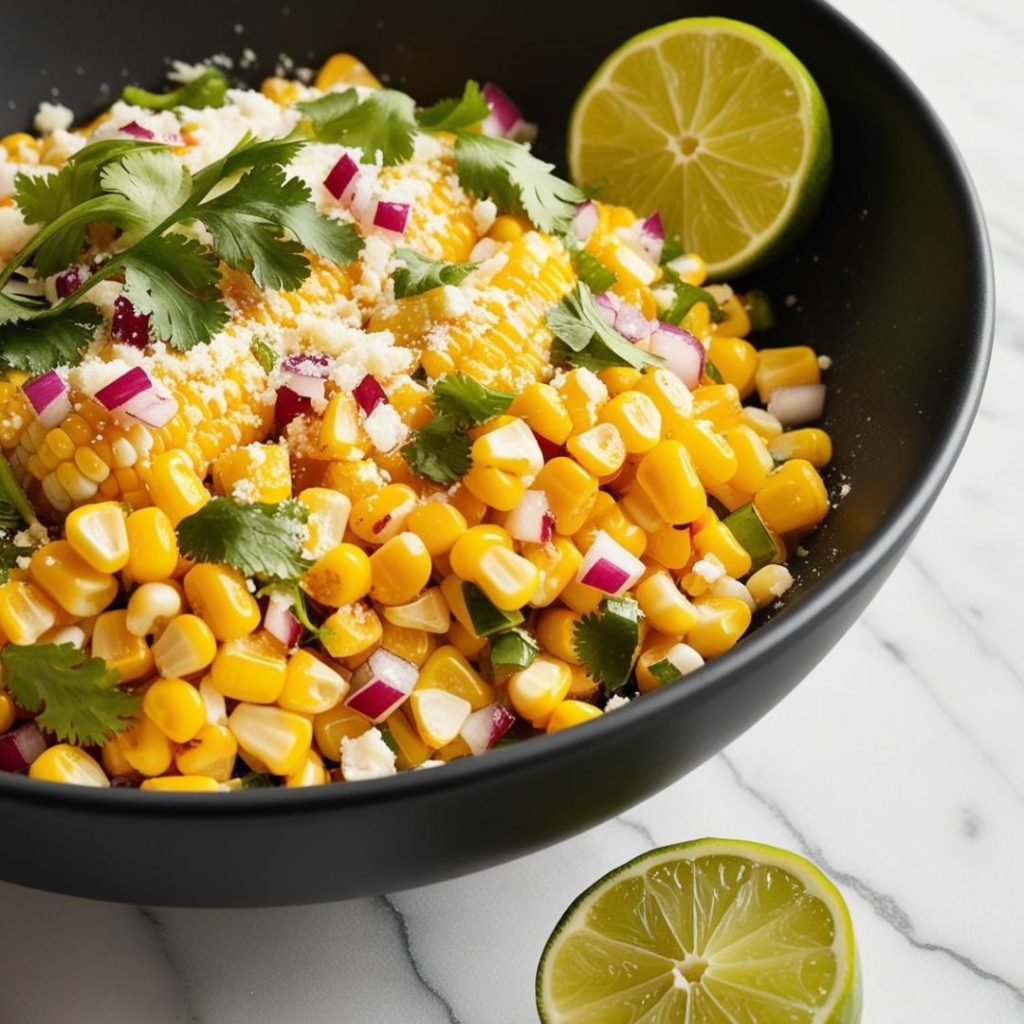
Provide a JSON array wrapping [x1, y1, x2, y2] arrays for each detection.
[[0, 537, 30, 583], [176, 498, 312, 582], [1, 643, 140, 746], [569, 247, 617, 293], [0, 453, 34, 528], [431, 372, 514, 423], [122, 67, 229, 111], [298, 89, 419, 165], [415, 81, 490, 133], [573, 596, 644, 696], [392, 247, 478, 299]]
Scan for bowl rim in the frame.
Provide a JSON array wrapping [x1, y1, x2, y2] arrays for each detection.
[[0, 0, 994, 817]]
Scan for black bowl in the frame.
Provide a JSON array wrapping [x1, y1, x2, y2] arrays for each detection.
[[0, 0, 991, 906]]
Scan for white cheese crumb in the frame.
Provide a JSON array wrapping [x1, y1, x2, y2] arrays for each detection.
[[167, 61, 209, 84], [472, 198, 497, 236], [693, 555, 726, 585], [605, 695, 631, 711], [796, 545, 810, 558], [818, 355, 833, 370], [33, 101, 74, 134], [341, 728, 397, 781], [363, 403, 408, 453], [839, 482, 851, 498]]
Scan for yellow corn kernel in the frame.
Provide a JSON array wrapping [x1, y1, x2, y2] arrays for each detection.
[[349, 484, 417, 544], [755, 346, 821, 402], [635, 640, 706, 693], [297, 487, 352, 559], [686, 597, 752, 658], [559, 577, 604, 615], [416, 645, 495, 710], [210, 632, 287, 704], [29, 744, 109, 786], [667, 252, 707, 286], [518, 536, 580, 609], [509, 382, 573, 445], [636, 441, 708, 526], [546, 700, 602, 733], [691, 385, 743, 428], [383, 587, 451, 634], [447, 484, 488, 527], [708, 336, 758, 398], [507, 656, 572, 727], [567, 664, 600, 701], [635, 368, 694, 422], [321, 459, 385, 502], [705, 480, 754, 513], [213, 443, 292, 503], [449, 525, 510, 577], [149, 449, 210, 526], [320, 603, 382, 659], [0, 692, 14, 733], [302, 542, 372, 607], [681, 301, 711, 339], [183, 563, 261, 641], [693, 518, 752, 579], [64, 501, 129, 574], [462, 465, 527, 512], [768, 428, 833, 468], [315, 52, 382, 90], [567, 423, 626, 477], [124, 507, 179, 582], [712, 295, 752, 337], [747, 564, 795, 610], [406, 502, 467, 558], [740, 407, 785, 441], [318, 391, 365, 460], [408, 688, 472, 748], [1, 132, 39, 163], [386, 708, 432, 769], [141, 775, 222, 793], [369, 532, 433, 606], [0, 580, 58, 644], [120, 715, 175, 777], [478, 545, 540, 610], [672, 418, 738, 486], [260, 76, 302, 105], [645, 524, 693, 570], [125, 581, 183, 638], [142, 677, 205, 744], [536, 608, 582, 664], [151, 614, 217, 678], [725, 426, 775, 494], [534, 457, 599, 536], [598, 367, 643, 396], [228, 703, 313, 776], [379, 620, 435, 668], [314, 702, 372, 760], [754, 460, 830, 535], [101, 734, 134, 778], [285, 749, 329, 788], [91, 609, 154, 683], [278, 648, 349, 714], [557, 368, 608, 432], [598, 392, 662, 455], [576, 503, 647, 560], [446, 619, 488, 660], [488, 213, 527, 242], [470, 418, 544, 478], [174, 723, 237, 782], [29, 540, 118, 618], [636, 571, 699, 636]]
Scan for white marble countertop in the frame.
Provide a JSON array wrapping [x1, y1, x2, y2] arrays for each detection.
[[2, 0, 1022, 1020]]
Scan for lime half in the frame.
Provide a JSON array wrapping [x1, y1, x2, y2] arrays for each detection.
[[568, 18, 832, 277], [537, 838, 861, 1024]]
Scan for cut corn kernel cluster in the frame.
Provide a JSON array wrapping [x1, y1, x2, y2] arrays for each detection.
[[0, 52, 836, 791]]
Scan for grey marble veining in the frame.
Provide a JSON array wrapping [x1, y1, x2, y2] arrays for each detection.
[[2, 0, 1023, 1020]]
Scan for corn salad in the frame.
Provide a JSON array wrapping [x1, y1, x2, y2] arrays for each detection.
[[0, 54, 833, 791]]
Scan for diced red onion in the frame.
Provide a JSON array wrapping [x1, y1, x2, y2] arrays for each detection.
[[614, 302, 657, 342], [122, 387, 178, 428], [505, 490, 554, 544], [572, 201, 599, 244], [594, 290, 620, 326], [345, 649, 418, 722], [373, 200, 410, 235], [23, 370, 70, 429], [577, 530, 645, 595], [93, 366, 178, 427], [264, 592, 302, 649], [281, 353, 329, 401], [324, 153, 359, 202], [54, 265, 84, 299], [649, 323, 705, 390], [0, 722, 47, 773], [460, 702, 516, 756], [120, 120, 155, 140], [111, 296, 151, 348], [94, 367, 156, 410], [352, 373, 387, 417], [481, 83, 537, 143], [639, 212, 665, 264], [274, 385, 312, 431], [767, 383, 826, 426]]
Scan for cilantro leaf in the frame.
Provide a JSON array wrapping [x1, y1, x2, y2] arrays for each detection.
[[742, 290, 776, 331], [266, 190, 365, 269], [240, 771, 277, 789], [1, 643, 140, 746], [573, 596, 644, 695], [569, 248, 617, 293], [392, 247, 478, 299], [0, 303, 102, 374], [250, 336, 277, 374], [431, 373, 513, 425], [0, 537, 30, 583], [176, 498, 311, 581], [662, 279, 723, 326], [122, 67, 229, 111], [100, 148, 192, 238], [298, 88, 418, 165], [416, 81, 489, 133], [546, 282, 662, 372], [454, 132, 584, 235], [400, 415, 471, 485], [0, 453, 33, 528]]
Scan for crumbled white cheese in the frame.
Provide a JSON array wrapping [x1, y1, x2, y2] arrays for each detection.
[[818, 355, 833, 370], [839, 483, 851, 498], [341, 728, 398, 781], [363, 403, 407, 453], [472, 198, 497, 236], [14, 520, 49, 548], [605, 695, 631, 712], [0, 207, 37, 260], [167, 61, 209, 84], [692, 555, 726, 585], [33, 101, 74, 134]]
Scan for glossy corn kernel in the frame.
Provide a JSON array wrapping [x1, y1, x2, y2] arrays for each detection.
[[635, 368, 693, 422], [0, 693, 15, 733], [142, 678, 206, 744], [536, 608, 582, 664], [598, 367, 643, 396], [449, 525, 510, 577], [507, 656, 572, 727], [315, 51, 382, 89], [228, 703, 313, 776], [320, 603, 382, 659], [477, 545, 540, 610], [747, 564, 795, 609], [768, 428, 833, 468], [150, 449, 210, 525], [285, 749, 329, 788], [101, 734, 134, 778], [380, 620, 435, 667], [124, 507, 179, 582], [382, 587, 451, 634], [754, 460, 830, 534], [64, 501, 130, 573], [174, 723, 237, 782], [29, 744, 109, 786], [691, 384, 743, 428], [416, 646, 495, 710], [636, 641, 706, 693], [126, 581, 183, 637], [708, 335, 759, 397], [445, 619, 488, 659], [213, 443, 291, 502], [296, 487, 352, 559], [318, 391, 365, 459], [408, 688, 472, 748], [91, 609, 154, 683], [598, 392, 662, 455], [210, 632, 288, 704], [755, 346, 821, 402], [385, 708, 432, 769], [302, 542, 372, 607], [0, 580, 58, 645], [672, 418, 738, 486], [519, 537, 581, 609], [546, 700, 602, 733], [369, 532, 432, 605], [567, 423, 626, 477], [567, 664, 600, 701], [558, 577, 604, 615], [687, 597, 753, 658], [636, 571, 699, 636], [557, 368, 608, 432], [462, 464, 527, 511], [120, 715, 175, 777], [406, 501, 467, 558], [277, 648, 349, 714], [534, 457, 599, 535], [645, 524, 693, 570], [29, 540, 118, 618], [725, 425, 775, 494], [576, 503, 647, 560], [470, 418, 544, 479], [636, 441, 708, 526], [321, 459, 385, 502], [509, 382, 573, 445], [693, 519, 752, 580], [183, 563, 260, 641], [447, 484, 488, 527], [151, 614, 217, 678], [313, 702, 372, 760], [141, 775, 222, 793], [349, 484, 417, 544], [740, 407, 785, 442]]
